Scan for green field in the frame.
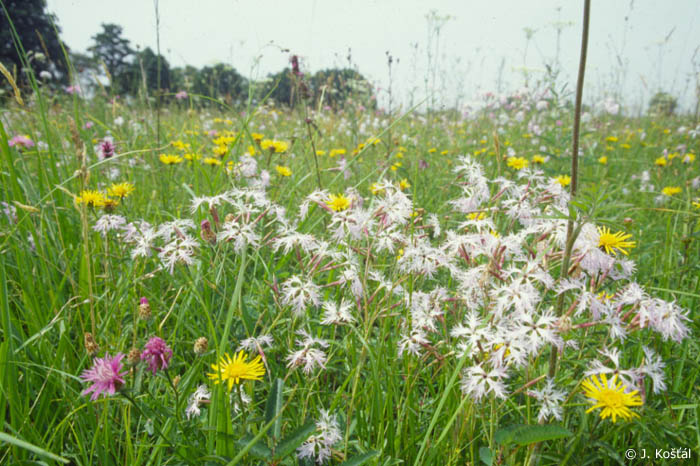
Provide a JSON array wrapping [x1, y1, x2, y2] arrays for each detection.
[[1, 77, 699, 465]]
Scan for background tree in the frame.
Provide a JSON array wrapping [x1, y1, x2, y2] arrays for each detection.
[[648, 91, 678, 116], [122, 46, 170, 97], [0, 0, 69, 89], [87, 23, 134, 94], [192, 63, 246, 103], [310, 68, 373, 108]]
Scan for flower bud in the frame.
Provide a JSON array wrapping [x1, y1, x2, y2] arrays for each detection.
[[193, 337, 208, 356], [138, 297, 151, 320], [84, 332, 99, 356]]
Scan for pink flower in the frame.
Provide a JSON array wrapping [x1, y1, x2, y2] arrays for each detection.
[[80, 353, 127, 401], [65, 85, 81, 95], [8, 135, 34, 149], [83, 121, 94, 129], [141, 337, 173, 374], [98, 138, 115, 159], [175, 90, 188, 100]]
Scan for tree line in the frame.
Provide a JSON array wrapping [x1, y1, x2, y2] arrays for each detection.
[[1, 1, 374, 108]]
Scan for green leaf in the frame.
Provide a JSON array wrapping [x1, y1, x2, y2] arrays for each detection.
[[0, 431, 69, 463], [272, 420, 316, 460], [265, 378, 284, 440], [339, 450, 380, 466], [494, 424, 572, 446], [479, 446, 493, 466], [235, 434, 272, 459]]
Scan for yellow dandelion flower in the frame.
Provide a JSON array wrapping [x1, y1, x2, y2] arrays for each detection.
[[597, 226, 636, 256], [316, 150, 326, 156], [247, 145, 257, 156], [582, 374, 642, 423], [326, 193, 351, 212], [654, 157, 667, 167], [441, 150, 449, 155], [399, 179, 411, 191], [682, 153, 696, 163], [203, 157, 222, 166], [102, 197, 120, 211], [75, 190, 107, 208], [620, 143, 631, 150], [661, 186, 681, 196], [605, 136, 618, 143], [506, 156, 529, 170], [692, 198, 700, 209], [329, 148, 346, 157], [428, 147, 437, 153], [395, 152, 404, 159], [213, 145, 228, 157], [554, 175, 571, 187], [184, 153, 201, 161], [467, 212, 486, 221], [598, 156, 608, 165], [171, 140, 189, 151], [272, 140, 289, 153], [107, 182, 135, 199], [251, 133, 264, 142], [160, 154, 183, 165], [275, 165, 292, 177], [260, 139, 274, 151], [207, 351, 265, 393], [532, 154, 546, 164]]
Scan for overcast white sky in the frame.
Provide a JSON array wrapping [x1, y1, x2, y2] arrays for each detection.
[[45, 0, 700, 112]]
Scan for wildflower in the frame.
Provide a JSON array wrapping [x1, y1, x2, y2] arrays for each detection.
[[213, 145, 228, 157], [159, 154, 183, 165], [80, 353, 128, 401], [682, 153, 696, 163], [84, 332, 99, 355], [531, 154, 546, 164], [286, 330, 329, 374], [326, 193, 351, 212], [98, 138, 115, 159], [554, 175, 571, 187], [460, 363, 509, 401], [582, 374, 642, 423], [203, 157, 222, 166], [107, 182, 135, 199], [297, 410, 342, 464], [654, 156, 667, 167], [93, 214, 126, 236], [598, 155, 608, 165], [75, 190, 107, 208], [138, 297, 152, 320], [207, 351, 265, 392], [597, 226, 636, 256], [320, 299, 355, 325], [185, 385, 210, 419], [692, 198, 700, 209], [193, 337, 209, 355], [127, 348, 142, 365], [275, 165, 292, 177], [529, 378, 566, 423], [370, 183, 385, 195], [272, 140, 289, 153], [661, 186, 681, 196], [399, 178, 411, 191], [251, 132, 264, 142], [329, 148, 346, 157], [175, 90, 188, 100], [605, 136, 618, 143], [506, 156, 528, 170], [141, 336, 173, 374]]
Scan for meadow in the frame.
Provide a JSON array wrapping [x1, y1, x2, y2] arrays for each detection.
[[0, 78, 699, 465]]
